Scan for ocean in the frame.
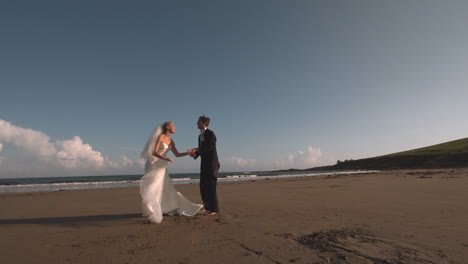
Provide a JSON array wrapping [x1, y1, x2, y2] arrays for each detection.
[[0, 170, 377, 193]]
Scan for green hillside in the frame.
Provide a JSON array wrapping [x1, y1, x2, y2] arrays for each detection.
[[385, 137, 468, 157], [315, 137, 468, 170]]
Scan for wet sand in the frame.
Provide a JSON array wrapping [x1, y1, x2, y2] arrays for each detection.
[[1, 169, 467, 263]]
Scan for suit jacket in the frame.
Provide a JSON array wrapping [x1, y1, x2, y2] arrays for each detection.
[[195, 129, 220, 179]]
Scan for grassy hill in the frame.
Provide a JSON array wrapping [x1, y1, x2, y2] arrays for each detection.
[[384, 137, 468, 157], [314, 137, 468, 170]]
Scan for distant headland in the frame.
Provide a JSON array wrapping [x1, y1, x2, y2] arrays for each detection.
[[276, 137, 468, 172]]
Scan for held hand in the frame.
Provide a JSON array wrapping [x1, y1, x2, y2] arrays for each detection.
[[167, 157, 174, 163], [188, 150, 197, 159]]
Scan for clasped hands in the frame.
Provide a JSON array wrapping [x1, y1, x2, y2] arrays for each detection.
[[187, 148, 198, 158]]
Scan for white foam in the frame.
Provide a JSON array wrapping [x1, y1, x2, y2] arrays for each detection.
[[0, 171, 379, 193], [225, 174, 257, 178]]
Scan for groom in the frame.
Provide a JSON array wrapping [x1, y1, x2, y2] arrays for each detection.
[[189, 115, 220, 215]]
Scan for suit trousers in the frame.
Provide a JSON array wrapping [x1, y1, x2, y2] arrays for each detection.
[[200, 177, 218, 213]]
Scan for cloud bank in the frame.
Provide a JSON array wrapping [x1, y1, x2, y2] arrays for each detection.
[[222, 146, 324, 172], [275, 146, 324, 169], [227, 157, 257, 169], [0, 120, 142, 177], [0, 120, 329, 177]]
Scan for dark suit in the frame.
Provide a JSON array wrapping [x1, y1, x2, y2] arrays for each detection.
[[194, 128, 220, 213]]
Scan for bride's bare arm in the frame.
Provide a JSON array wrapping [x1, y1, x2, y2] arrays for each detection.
[[153, 135, 173, 162], [171, 140, 190, 157]]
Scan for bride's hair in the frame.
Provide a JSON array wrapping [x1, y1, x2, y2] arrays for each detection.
[[162, 121, 172, 134]]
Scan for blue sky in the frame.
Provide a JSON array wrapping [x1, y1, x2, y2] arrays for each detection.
[[1, 1, 468, 177]]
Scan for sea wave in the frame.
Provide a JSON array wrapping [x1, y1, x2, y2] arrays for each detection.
[[0, 180, 140, 193], [172, 178, 193, 182], [0, 170, 379, 193], [224, 174, 257, 178]]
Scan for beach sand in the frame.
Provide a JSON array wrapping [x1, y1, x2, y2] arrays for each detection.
[[1, 169, 467, 263]]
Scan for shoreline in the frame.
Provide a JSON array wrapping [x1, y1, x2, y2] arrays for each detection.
[[0, 170, 380, 194], [1, 168, 467, 263]]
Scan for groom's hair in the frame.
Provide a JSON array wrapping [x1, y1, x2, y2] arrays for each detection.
[[198, 115, 210, 126]]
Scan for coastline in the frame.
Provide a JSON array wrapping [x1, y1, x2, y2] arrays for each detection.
[[1, 169, 467, 263], [0, 170, 379, 194]]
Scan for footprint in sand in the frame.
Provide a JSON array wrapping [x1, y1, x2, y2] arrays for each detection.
[[297, 228, 451, 264]]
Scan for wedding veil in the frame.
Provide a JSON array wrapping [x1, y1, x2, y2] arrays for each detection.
[[141, 125, 163, 161]]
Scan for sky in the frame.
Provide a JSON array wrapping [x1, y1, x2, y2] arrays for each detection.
[[1, 0, 468, 178]]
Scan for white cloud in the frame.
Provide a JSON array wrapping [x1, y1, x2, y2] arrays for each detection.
[[275, 146, 323, 169], [0, 120, 57, 157], [215, 156, 259, 172], [55, 136, 105, 168], [228, 157, 257, 169], [106, 156, 144, 169], [0, 120, 143, 176]]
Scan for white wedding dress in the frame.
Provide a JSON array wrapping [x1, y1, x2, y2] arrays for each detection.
[[140, 143, 203, 223]]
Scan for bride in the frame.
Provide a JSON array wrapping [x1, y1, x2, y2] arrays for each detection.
[[140, 121, 203, 223]]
